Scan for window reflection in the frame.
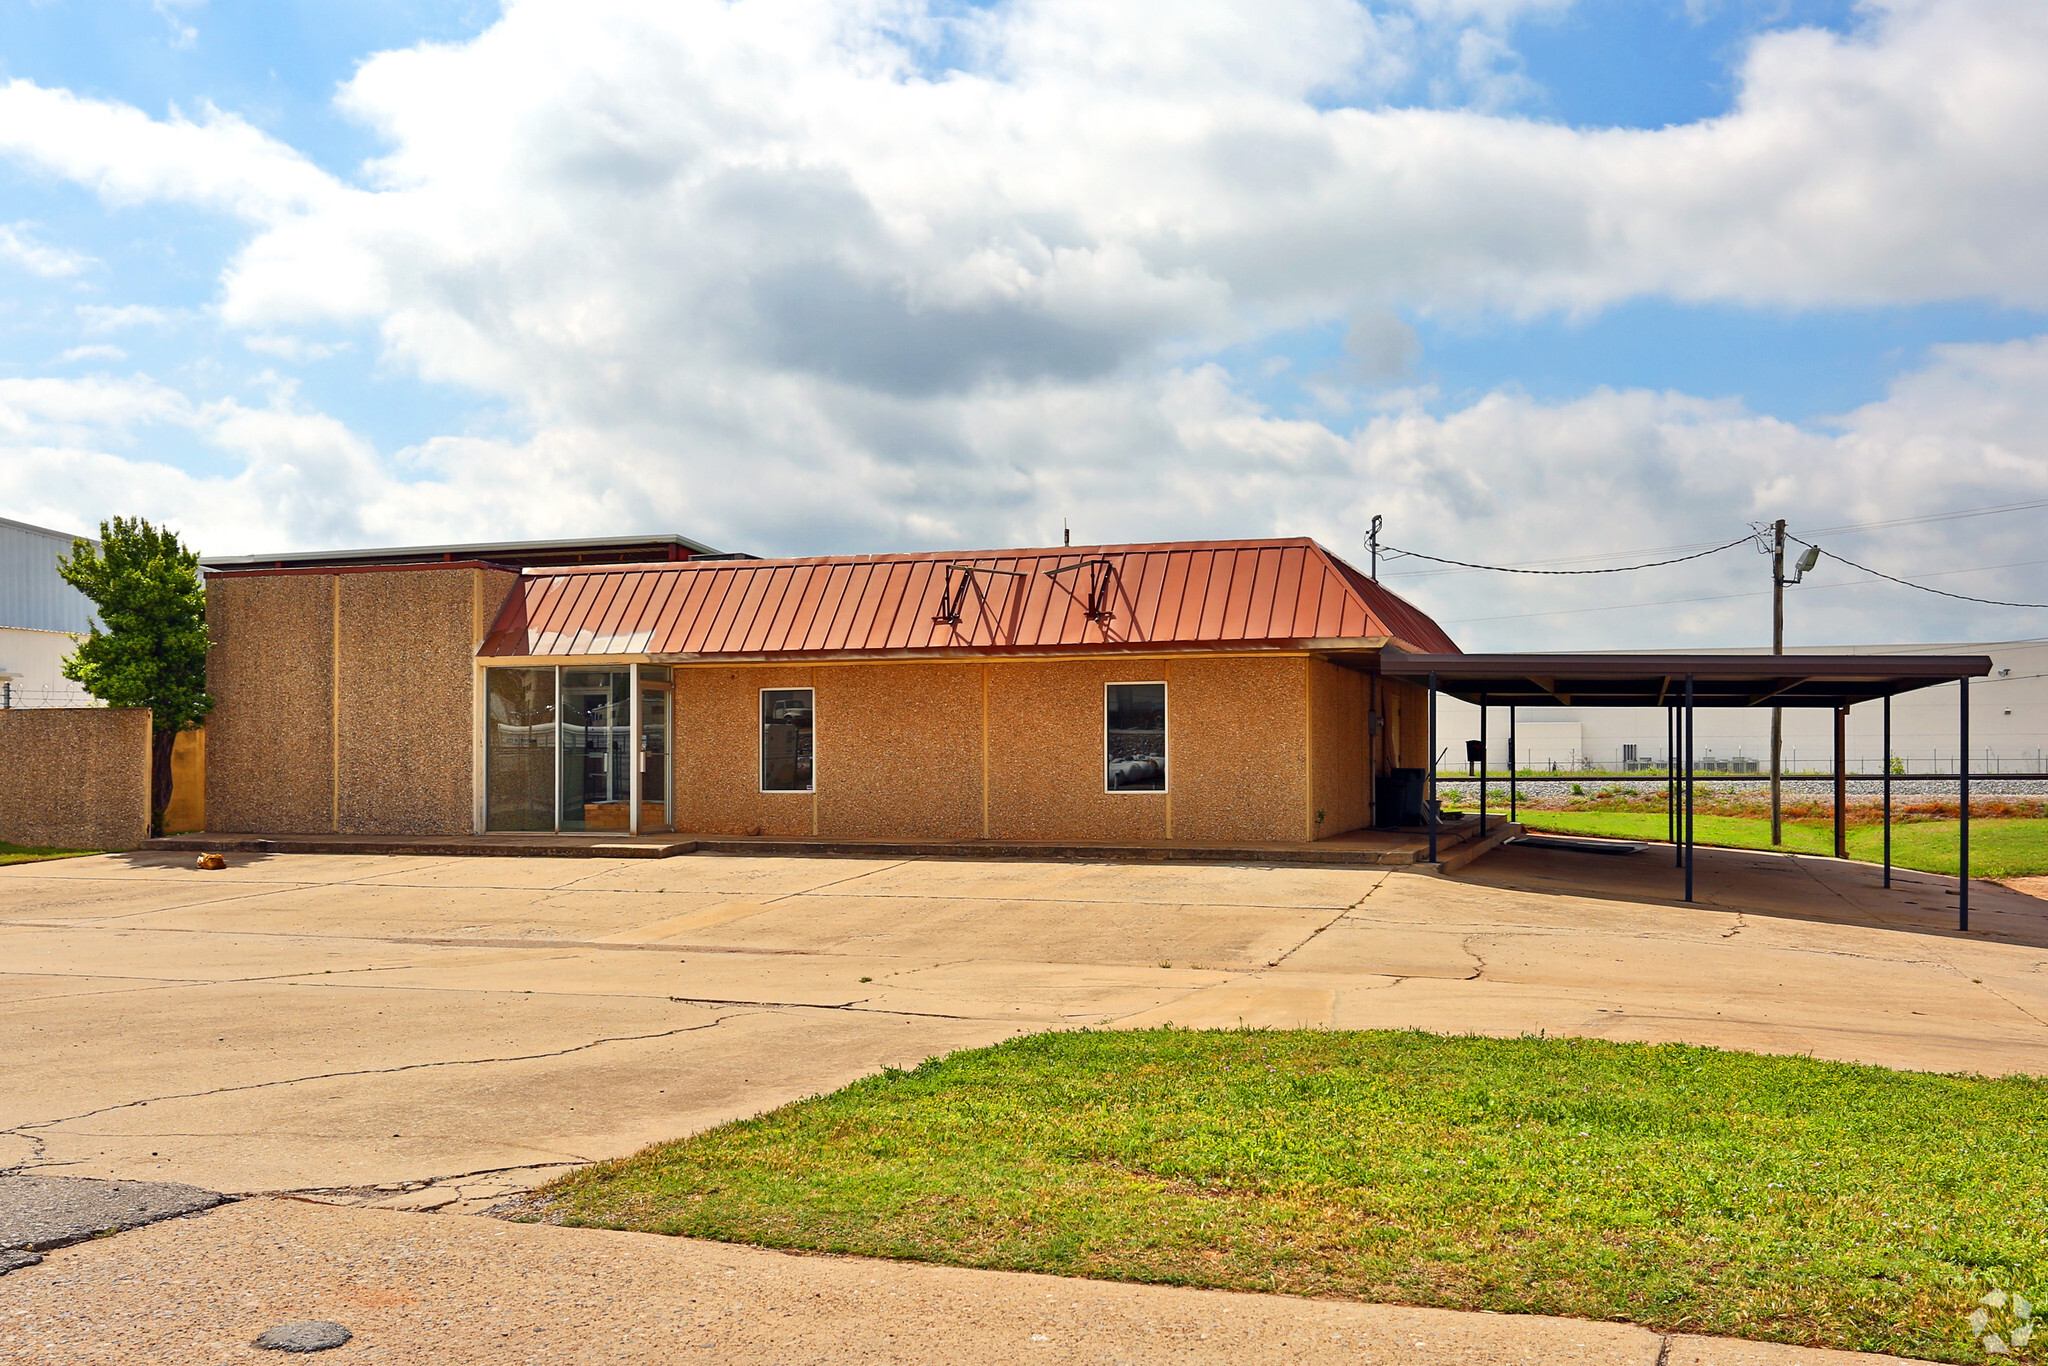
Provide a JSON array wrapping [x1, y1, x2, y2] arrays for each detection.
[[1107, 682, 1166, 791], [485, 668, 556, 831], [561, 669, 632, 830], [761, 688, 815, 792]]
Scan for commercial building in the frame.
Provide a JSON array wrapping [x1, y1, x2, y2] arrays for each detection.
[[0, 515, 97, 711], [200, 536, 1455, 842]]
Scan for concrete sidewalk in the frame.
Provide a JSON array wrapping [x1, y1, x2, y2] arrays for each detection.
[[0, 1196, 1932, 1365]]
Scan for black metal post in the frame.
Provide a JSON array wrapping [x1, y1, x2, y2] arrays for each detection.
[[1479, 693, 1488, 838], [1670, 705, 1681, 864], [1882, 694, 1892, 889], [1427, 672, 1439, 864], [1684, 675, 1695, 903], [1509, 707, 1518, 823], [1833, 705, 1848, 860], [1959, 677, 1970, 932]]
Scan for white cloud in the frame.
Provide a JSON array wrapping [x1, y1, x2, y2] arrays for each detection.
[[0, 222, 93, 277], [242, 334, 350, 361], [0, 0, 2043, 647], [152, 0, 202, 49], [56, 344, 127, 364], [0, 80, 338, 220], [75, 304, 179, 333]]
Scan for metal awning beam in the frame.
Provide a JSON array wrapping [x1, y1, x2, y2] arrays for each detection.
[[1743, 678, 1807, 707]]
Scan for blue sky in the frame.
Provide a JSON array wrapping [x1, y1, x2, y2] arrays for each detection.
[[2, 0, 2045, 649]]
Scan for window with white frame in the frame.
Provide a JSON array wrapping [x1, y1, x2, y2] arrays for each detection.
[[1106, 682, 1166, 791], [761, 688, 815, 792]]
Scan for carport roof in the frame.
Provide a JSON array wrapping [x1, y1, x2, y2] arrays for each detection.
[[1377, 650, 1992, 708]]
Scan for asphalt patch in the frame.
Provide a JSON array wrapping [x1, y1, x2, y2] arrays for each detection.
[[254, 1321, 353, 1352], [0, 1173, 226, 1267]]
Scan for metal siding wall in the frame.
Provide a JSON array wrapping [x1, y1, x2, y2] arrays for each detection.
[[0, 519, 98, 634]]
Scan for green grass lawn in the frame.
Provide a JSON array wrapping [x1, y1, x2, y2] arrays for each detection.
[[536, 1030, 2048, 1363], [0, 841, 94, 866], [1507, 812, 2048, 879]]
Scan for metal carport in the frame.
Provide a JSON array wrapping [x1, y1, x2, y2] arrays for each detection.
[[1379, 651, 1994, 927]]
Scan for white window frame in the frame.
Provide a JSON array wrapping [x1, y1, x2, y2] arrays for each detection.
[[759, 685, 817, 794], [1104, 680, 1169, 795]]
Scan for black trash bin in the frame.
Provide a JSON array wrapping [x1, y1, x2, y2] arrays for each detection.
[[1374, 767, 1426, 828]]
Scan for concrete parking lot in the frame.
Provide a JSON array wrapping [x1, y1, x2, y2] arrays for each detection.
[[3, 845, 2044, 1364], [5, 844, 2045, 1203]]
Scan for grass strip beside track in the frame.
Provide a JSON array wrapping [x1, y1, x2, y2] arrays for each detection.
[[537, 1030, 2048, 1363]]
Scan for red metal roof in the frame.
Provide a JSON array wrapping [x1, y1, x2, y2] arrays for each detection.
[[478, 538, 1461, 660]]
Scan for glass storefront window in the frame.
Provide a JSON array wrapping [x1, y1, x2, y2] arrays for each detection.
[[560, 669, 632, 831], [485, 668, 557, 831], [761, 688, 814, 792], [1106, 682, 1167, 791]]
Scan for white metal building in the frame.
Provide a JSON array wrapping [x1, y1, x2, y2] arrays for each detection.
[[0, 516, 98, 709], [1436, 639, 2048, 774]]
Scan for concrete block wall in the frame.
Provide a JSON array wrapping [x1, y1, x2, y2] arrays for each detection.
[[0, 706, 151, 850]]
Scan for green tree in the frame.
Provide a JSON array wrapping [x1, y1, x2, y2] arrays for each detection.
[[57, 518, 213, 837]]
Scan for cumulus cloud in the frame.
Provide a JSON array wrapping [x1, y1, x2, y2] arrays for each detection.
[[0, 0, 2044, 647]]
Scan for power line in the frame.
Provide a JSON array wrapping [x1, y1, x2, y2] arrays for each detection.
[[1381, 495, 2048, 580], [1804, 495, 2048, 540], [1445, 554, 2048, 625], [1789, 535, 2048, 609], [1382, 535, 1752, 577], [1381, 536, 1737, 580]]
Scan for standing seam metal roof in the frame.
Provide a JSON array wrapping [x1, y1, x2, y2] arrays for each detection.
[[479, 538, 1460, 659]]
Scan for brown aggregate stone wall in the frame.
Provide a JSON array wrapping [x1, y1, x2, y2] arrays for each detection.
[[659, 655, 1316, 843], [204, 573, 335, 833], [0, 706, 151, 850], [1310, 660, 1369, 838], [985, 658, 1170, 842], [207, 566, 516, 835], [671, 665, 818, 837], [335, 570, 484, 835], [1167, 656, 1306, 842], [815, 663, 982, 839]]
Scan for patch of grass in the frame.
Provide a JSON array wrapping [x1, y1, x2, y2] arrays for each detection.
[[0, 841, 95, 866], [1515, 812, 2048, 878], [538, 1030, 2048, 1363]]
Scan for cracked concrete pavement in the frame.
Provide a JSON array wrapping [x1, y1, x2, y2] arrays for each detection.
[[1, 842, 2043, 1363], [4, 844, 2046, 1198]]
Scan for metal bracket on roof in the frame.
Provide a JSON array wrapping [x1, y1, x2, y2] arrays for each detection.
[[1043, 558, 1117, 623], [933, 564, 1026, 627]]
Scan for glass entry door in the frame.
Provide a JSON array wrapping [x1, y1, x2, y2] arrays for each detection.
[[561, 669, 631, 831], [639, 683, 672, 832]]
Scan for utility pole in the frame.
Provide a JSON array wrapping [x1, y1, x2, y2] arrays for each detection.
[[1770, 517, 1785, 846], [1367, 515, 1382, 581], [1761, 519, 1822, 846]]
